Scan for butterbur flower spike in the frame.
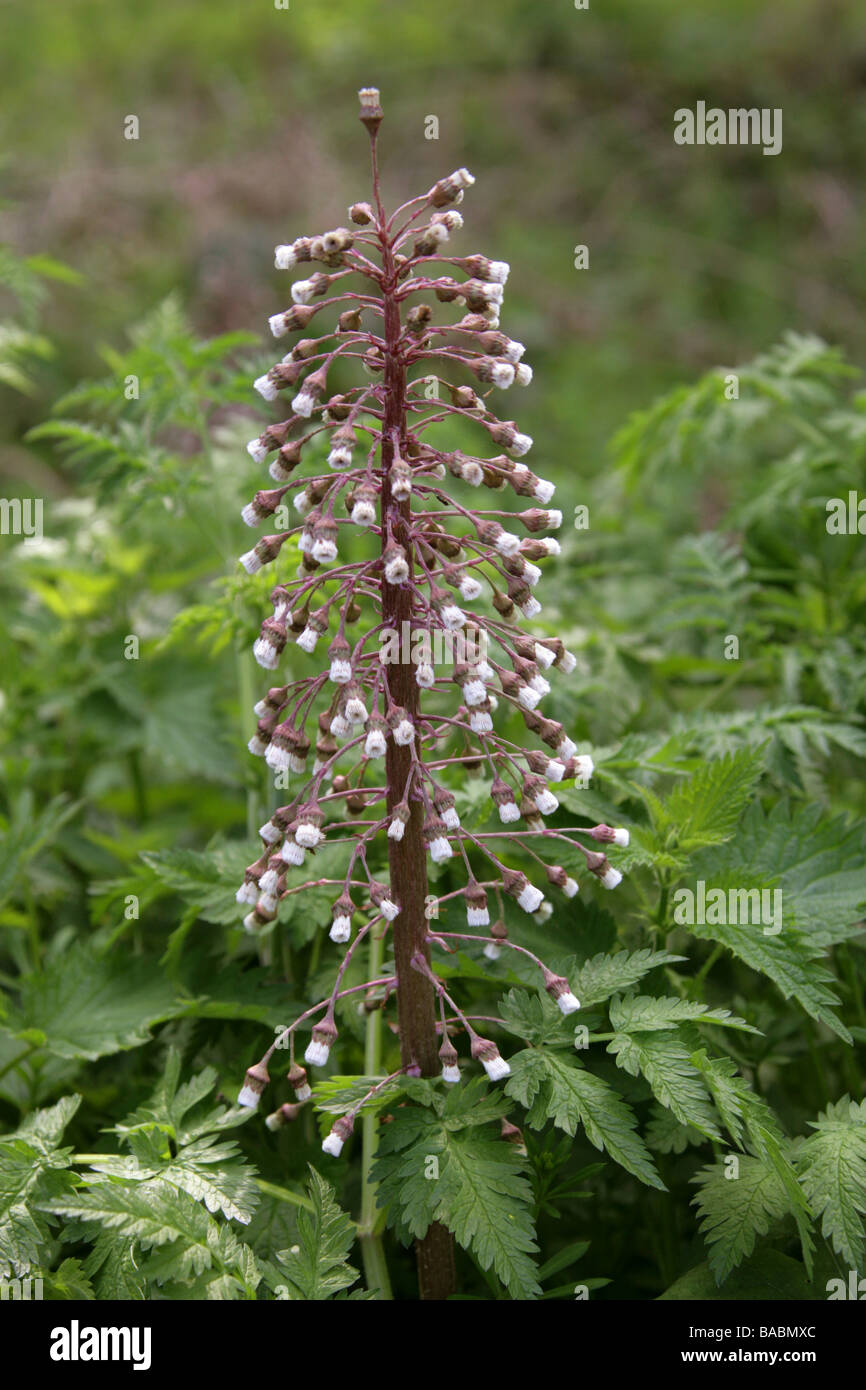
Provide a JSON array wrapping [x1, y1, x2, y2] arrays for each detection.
[[232, 89, 629, 1299]]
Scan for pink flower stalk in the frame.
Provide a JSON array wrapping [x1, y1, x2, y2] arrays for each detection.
[[233, 90, 628, 1289]]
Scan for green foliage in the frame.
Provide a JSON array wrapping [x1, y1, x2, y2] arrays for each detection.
[[273, 1167, 364, 1300], [372, 1079, 541, 1298]]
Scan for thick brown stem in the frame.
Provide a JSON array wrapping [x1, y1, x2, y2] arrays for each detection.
[[377, 193, 456, 1300]]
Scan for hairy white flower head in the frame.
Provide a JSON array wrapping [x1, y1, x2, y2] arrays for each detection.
[[291, 278, 316, 305], [556, 991, 581, 1016], [364, 728, 387, 758], [498, 800, 520, 824], [328, 445, 353, 471], [393, 719, 415, 746], [305, 1039, 331, 1068], [384, 554, 409, 584], [509, 432, 533, 457], [274, 244, 298, 269], [517, 884, 545, 913], [601, 866, 623, 890], [572, 754, 595, 781], [440, 604, 466, 631], [329, 658, 352, 684], [459, 575, 483, 600], [280, 839, 306, 867], [254, 373, 278, 401], [329, 916, 351, 944], [295, 824, 324, 849], [462, 678, 486, 706], [344, 696, 367, 725], [297, 625, 320, 653], [429, 837, 453, 864], [239, 549, 263, 575], [292, 390, 316, 418], [321, 1131, 344, 1157], [253, 636, 280, 670], [481, 1053, 511, 1082], [247, 438, 268, 464], [491, 362, 515, 389], [442, 1063, 461, 1084], [536, 789, 559, 816], [469, 710, 493, 733]]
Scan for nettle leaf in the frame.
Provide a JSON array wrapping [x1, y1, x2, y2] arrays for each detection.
[[505, 1049, 664, 1190], [607, 1031, 721, 1140], [0, 1095, 81, 1277], [274, 1167, 361, 1301], [691, 1156, 795, 1284], [651, 746, 766, 853], [686, 910, 850, 1042], [797, 1097, 866, 1268], [692, 800, 866, 949], [4, 941, 184, 1060], [372, 1081, 540, 1298], [570, 948, 686, 1009], [608, 994, 758, 1034]]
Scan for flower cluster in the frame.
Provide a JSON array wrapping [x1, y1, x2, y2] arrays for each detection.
[[233, 90, 628, 1154]]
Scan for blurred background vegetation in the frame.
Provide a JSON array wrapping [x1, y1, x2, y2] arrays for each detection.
[[1, 0, 865, 1300]]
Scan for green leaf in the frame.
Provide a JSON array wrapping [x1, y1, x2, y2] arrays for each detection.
[[659, 1249, 818, 1301], [691, 1155, 796, 1283], [0, 1096, 80, 1277], [87, 1052, 259, 1224], [796, 1097, 866, 1268], [4, 941, 184, 1060], [693, 801, 866, 949], [607, 1031, 721, 1140], [372, 1082, 541, 1298], [654, 746, 766, 853], [609, 993, 758, 1034], [274, 1167, 361, 1301], [505, 1049, 665, 1189], [570, 949, 686, 1009]]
